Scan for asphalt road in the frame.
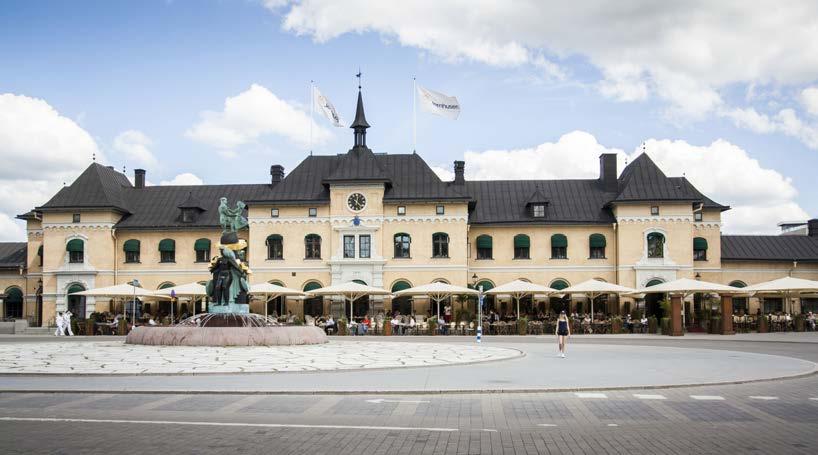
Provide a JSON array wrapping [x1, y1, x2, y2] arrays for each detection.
[[0, 336, 816, 454]]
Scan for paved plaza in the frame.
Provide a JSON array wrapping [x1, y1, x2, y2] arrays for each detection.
[[0, 340, 522, 375], [1, 334, 817, 453]]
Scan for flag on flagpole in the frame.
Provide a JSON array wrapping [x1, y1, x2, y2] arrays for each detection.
[[417, 85, 461, 119], [313, 85, 344, 127]]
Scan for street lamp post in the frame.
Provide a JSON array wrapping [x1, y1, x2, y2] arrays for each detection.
[[129, 279, 140, 332], [472, 274, 482, 344]]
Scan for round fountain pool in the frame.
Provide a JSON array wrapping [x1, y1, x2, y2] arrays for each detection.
[[125, 313, 328, 347]]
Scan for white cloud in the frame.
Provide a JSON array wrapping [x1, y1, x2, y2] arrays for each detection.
[[0, 93, 103, 240], [185, 84, 332, 151], [113, 130, 157, 167], [721, 107, 818, 149], [274, 1, 818, 141], [801, 87, 818, 116], [159, 173, 204, 186], [433, 131, 807, 234]]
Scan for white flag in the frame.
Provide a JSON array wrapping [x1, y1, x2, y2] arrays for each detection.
[[313, 85, 344, 127], [417, 85, 461, 120]]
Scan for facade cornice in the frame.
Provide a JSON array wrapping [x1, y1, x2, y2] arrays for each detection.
[[616, 215, 693, 223], [249, 215, 468, 225], [43, 222, 115, 230], [469, 265, 615, 272]]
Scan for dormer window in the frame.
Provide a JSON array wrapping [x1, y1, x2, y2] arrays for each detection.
[[694, 211, 702, 221], [72, 213, 81, 223], [397, 206, 406, 216], [532, 204, 545, 218], [651, 206, 660, 216], [436, 205, 445, 215], [181, 208, 196, 223], [308, 208, 317, 217], [271, 208, 279, 218]]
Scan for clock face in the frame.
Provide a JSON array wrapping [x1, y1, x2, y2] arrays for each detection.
[[347, 193, 367, 211]]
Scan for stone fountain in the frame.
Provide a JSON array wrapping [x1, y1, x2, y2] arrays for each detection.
[[126, 197, 327, 347]]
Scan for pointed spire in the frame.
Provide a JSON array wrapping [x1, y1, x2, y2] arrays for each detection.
[[351, 87, 370, 147]]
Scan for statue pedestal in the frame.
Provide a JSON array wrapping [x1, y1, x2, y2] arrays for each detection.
[[208, 303, 249, 314]]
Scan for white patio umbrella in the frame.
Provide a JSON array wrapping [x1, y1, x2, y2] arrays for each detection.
[[71, 283, 170, 322], [248, 282, 305, 319], [633, 278, 742, 298], [393, 282, 478, 321], [559, 279, 636, 320], [742, 276, 818, 314], [153, 282, 208, 317], [306, 281, 391, 322], [485, 280, 556, 319]]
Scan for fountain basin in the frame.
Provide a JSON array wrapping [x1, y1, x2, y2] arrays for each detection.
[[125, 326, 328, 347]]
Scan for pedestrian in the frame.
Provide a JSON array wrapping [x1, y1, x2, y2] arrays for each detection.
[[555, 310, 571, 358], [64, 310, 74, 336], [54, 312, 65, 336]]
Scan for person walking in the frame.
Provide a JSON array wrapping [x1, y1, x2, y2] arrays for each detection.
[[555, 310, 571, 358], [64, 310, 74, 336], [54, 312, 65, 336]]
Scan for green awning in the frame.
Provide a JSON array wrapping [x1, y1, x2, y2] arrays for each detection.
[[303, 281, 322, 292], [693, 237, 708, 250], [194, 238, 211, 251], [476, 235, 492, 249], [159, 282, 175, 289], [123, 239, 140, 253], [266, 234, 283, 244], [514, 234, 530, 248], [391, 281, 411, 292], [551, 280, 569, 290], [476, 280, 494, 291], [551, 234, 567, 248], [158, 239, 175, 252], [589, 234, 606, 248], [66, 239, 84, 252]]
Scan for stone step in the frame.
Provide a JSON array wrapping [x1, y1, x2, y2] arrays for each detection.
[[22, 327, 52, 335]]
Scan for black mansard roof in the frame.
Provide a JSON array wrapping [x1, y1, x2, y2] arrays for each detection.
[[0, 242, 26, 269], [721, 235, 818, 263]]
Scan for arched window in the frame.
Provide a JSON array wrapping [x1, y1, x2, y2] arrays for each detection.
[[158, 239, 176, 263], [304, 234, 321, 259], [551, 234, 567, 259], [66, 239, 84, 263], [394, 233, 411, 258], [266, 234, 283, 260], [37, 245, 43, 267], [514, 234, 530, 259], [476, 235, 493, 259], [66, 284, 85, 319], [3, 287, 23, 319], [390, 280, 413, 315], [729, 281, 748, 314], [693, 237, 708, 261], [432, 233, 449, 258], [647, 232, 665, 258], [194, 238, 211, 263], [123, 239, 140, 263], [589, 234, 606, 259]]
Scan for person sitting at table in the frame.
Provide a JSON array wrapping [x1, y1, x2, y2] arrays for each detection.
[[640, 315, 648, 333], [625, 314, 633, 333], [582, 314, 592, 334], [361, 315, 371, 334], [325, 315, 336, 334], [408, 315, 416, 334], [806, 312, 815, 331], [437, 316, 448, 335], [391, 315, 402, 335], [286, 311, 295, 324]]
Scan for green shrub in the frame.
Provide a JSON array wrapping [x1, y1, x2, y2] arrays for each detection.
[[648, 316, 658, 334], [428, 318, 437, 335], [660, 317, 670, 335], [85, 319, 95, 336], [383, 319, 391, 336], [517, 317, 528, 336], [611, 317, 623, 334], [794, 314, 805, 332], [758, 315, 768, 333], [709, 316, 721, 334], [338, 318, 348, 335], [292, 316, 304, 326], [117, 318, 127, 335], [630, 308, 641, 321]]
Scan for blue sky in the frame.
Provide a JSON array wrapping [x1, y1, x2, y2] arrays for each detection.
[[1, 0, 817, 239]]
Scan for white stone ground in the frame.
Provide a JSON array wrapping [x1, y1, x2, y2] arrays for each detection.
[[0, 341, 522, 375]]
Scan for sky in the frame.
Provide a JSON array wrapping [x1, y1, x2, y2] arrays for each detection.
[[1, 0, 817, 240]]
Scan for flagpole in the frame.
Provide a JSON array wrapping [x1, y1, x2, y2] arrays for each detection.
[[309, 80, 314, 155], [412, 77, 417, 153]]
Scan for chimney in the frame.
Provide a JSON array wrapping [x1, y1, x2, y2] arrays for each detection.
[[453, 160, 465, 185], [809, 219, 818, 237], [134, 169, 146, 189], [270, 165, 285, 184], [599, 154, 618, 193]]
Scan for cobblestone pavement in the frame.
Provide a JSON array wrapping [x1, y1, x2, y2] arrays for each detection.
[[1, 336, 816, 453], [0, 377, 816, 454], [0, 340, 522, 374]]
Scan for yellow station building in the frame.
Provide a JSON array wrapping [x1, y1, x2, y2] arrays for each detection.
[[2, 90, 818, 326]]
